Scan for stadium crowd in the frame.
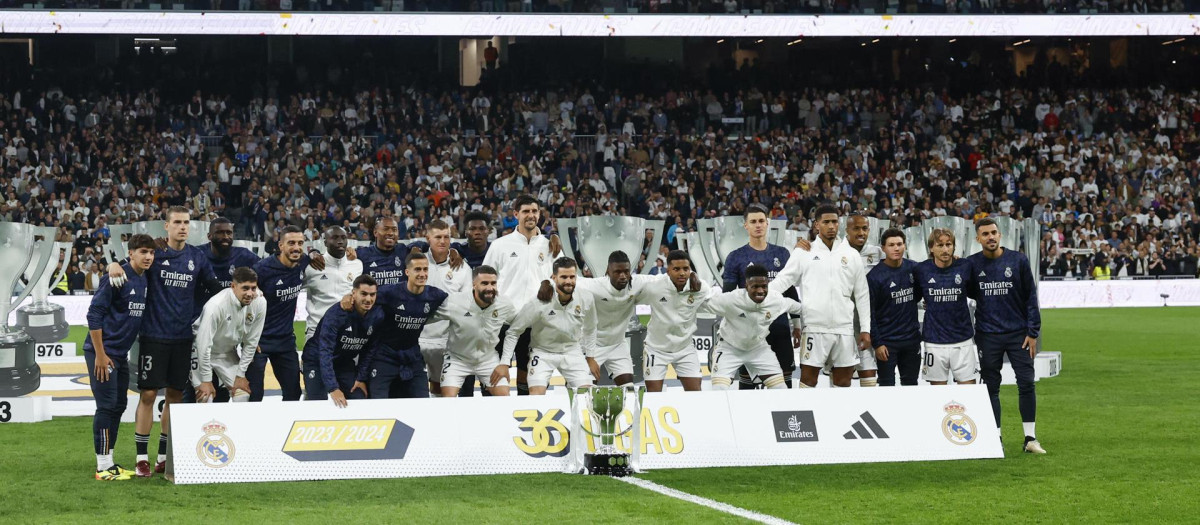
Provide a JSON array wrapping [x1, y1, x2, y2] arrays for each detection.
[[3, 55, 1200, 293], [1, 0, 1195, 14]]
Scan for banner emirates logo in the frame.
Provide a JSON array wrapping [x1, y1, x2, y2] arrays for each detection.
[[771, 411, 818, 442]]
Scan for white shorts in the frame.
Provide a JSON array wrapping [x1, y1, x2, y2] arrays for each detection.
[[594, 340, 634, 380], [191, 349, 243, 391], [922, 340, 979, 383], [856, 347, 878, 372], [800, 332, 860, 369], [441, 352, 508, 388], [710, 342, 783, 381], [527, 350, 593, 388], [421, 345, 447, 384], [643, 347, 702, 381]]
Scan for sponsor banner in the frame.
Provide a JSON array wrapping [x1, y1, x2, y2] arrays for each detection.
[[0, 12, 1197, 37], [171, 385, 999, 484]]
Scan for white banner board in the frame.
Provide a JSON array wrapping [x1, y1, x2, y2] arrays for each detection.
[[170, 385, 1000, 484]]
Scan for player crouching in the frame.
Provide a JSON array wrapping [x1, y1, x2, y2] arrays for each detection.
[[302, 275, 380, 407], [704, 264, 804, 390], [191, 267, 267, 403]]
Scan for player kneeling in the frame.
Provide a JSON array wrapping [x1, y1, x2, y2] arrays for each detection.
[[191, 267, 267, 403], [301, 275, 380, 407], [504, 258, 601, 395], [704, 264, 804, 390], [432, 265, 518, 397]]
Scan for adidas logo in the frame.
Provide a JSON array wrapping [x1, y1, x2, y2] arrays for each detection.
[[601, 298, 609, 302], [464, 312, 472, 317], [276, 279, 284, 285], [130, 289, 137, 295], [979, 271, 987, 277], [225, 316, 231, 321], [842, 412, 889, 440], [548, 311, 556, 316], [320, 275, 329, 280], [889, 282, 896, 288], [397, 305, 406, 311], [510, 252, 518, 258], [738, 313, 747, 318], [813, 256, 820, 261], [370, 262, 378, 268], [162, 260, 170, 266], [659, 297, 668, 302], [344, 326, 353, 332], [928, 278, 936, 284]]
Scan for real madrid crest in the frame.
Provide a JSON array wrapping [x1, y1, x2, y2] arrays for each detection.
[[196, 420, 236, 468], [446, 270, 454, 281], [423, 303, 431, 313], [574, 304, 581, 315], [245, 312, 254, 324], [539, 252, 545, 262], [395, 256, 402, 267], [687, 294, 695, 304], [773, 257, 780, 267], [492, 310, 498, 318], [867, 255, 875, 264], [909, 273, 915, 284], [228, 266, 235, 275], [841, 256, 848, 265], [347, 272, 354, 281], [367, 326, 374, 336], [1004, 267, 1013, 278], [188, 259, 195, 271], [764, 309, 772, 319], [954, 274, 962, 285], [941, 401, 977, 446]]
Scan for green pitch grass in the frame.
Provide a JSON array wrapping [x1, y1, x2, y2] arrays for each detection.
[[16, 308, 1200, 523]]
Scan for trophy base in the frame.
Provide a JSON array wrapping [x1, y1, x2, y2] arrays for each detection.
[[0, 332, 42, 397], [584, 453, 632, 477], [15, 304, 71, 343]]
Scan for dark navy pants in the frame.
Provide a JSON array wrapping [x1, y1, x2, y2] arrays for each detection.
[[976, 330, 1037, 429]]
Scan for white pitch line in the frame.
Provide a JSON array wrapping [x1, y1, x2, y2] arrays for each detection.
[[618, 476, 798, 525]]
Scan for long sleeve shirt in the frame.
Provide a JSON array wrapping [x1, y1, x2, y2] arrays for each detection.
[[303, 254, 363, 337], [196, 244, 259, 321], [143, 244, 221, 341], [770, 238, 871, 336], [418, 253, 472, 350], [703, 288, 804, 352], [914, 258, 976, 345], [430, 291, 518, 362], [482, 231, 554, 311], [966, 249, 1042, 338], [252, 254, 311, 343], [502, 291, 597, 363], [191, 288, 267, 383], [301, 304, 381, 389], [359, 284, 449, 381], [574, 274, 657, 348], [635, 275, 712, 355], [83, 263, 147, 357], [867, 259, 922, 347]]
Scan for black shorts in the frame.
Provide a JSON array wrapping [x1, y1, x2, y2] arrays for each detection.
[[495, 324, 532, 370], [766, 320, 795, 373], [137, 336, 192, 391]]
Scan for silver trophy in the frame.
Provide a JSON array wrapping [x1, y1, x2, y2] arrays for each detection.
[[0, 223, 57, 396], [15, 229, 74, 343], [1023, 218, 1041, 283], [107, 223, 135, 263], [695, 217, 749, 280], [677, 232, 719, 286], [990, 217, 1024, 253], [923, 216, 973, 258], [557, 216, 666, 276], [904, 225, 929, 263]]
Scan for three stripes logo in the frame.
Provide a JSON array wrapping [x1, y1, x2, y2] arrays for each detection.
[[843, 412, 889, 440]]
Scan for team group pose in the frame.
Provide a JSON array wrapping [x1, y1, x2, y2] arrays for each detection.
[[83, 196, 1046, 478]]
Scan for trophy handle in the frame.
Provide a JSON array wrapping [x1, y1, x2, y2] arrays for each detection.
[[555, 218, 579, 262], [7, 234, 55, 327], [640, 220, 666, 275], [29, 240, 72, 306], [694, 219, 722, 281]]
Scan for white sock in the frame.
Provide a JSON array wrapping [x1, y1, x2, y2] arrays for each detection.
[[429, 393, 442, 398], [157, 453, 166, 463], [1023, 422, 1036, 438], [97, 453, 114, 472], [137, 453, 148, 463]]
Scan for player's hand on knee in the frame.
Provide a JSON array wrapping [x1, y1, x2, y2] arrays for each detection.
[[232, 376, 251, 394], [352, 381, 369, 398], [196, 382, 216, 402], [490, 365, 510, 387], [537, 280, 554, 302]]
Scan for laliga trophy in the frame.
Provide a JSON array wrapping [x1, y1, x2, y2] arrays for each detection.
[[557, 216, 666, 277], [904, 226, 929, 263], [567, 386, 644, 477], [15, 227, 74, 343], [695, 217, 747, 280], [924, 216, 973, 258], [0, 222, 56, 396]]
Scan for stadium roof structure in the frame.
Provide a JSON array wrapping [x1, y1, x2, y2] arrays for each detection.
[[0, 11, 1198, 37]]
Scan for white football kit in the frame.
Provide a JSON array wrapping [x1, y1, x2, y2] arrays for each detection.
[[191, 289, 267, 400], [635, 275, 711, 381]]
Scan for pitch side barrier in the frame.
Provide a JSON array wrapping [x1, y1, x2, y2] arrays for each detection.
[[169, 386, 999, 484]]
